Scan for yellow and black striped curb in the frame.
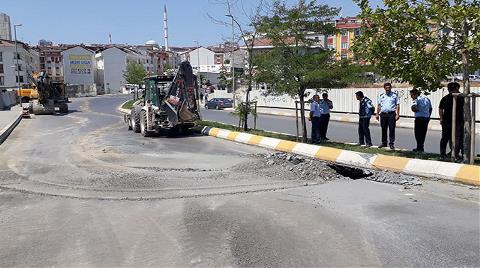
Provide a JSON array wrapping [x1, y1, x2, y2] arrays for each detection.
[[200, 126, 480, 186]]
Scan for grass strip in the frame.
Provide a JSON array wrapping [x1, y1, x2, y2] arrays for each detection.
[[121, 99, 136, 110]]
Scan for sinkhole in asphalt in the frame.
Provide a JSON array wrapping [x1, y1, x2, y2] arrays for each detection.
[[327, 164, 373, 180]]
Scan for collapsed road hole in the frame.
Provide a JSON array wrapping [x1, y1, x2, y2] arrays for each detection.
[[327, 164, 373, 180]]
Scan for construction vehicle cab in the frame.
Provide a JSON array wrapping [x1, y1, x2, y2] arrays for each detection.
[[126, 61, 201, 136]]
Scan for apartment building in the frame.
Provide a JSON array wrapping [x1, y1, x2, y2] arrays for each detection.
[[37, 45, 69, 82], [328, 17, 362, 60], [0, 39, 39, 89], [95, 46, 156, 94]]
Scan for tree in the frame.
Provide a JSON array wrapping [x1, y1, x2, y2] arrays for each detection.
[[254, 0, 341, 142], [209, 0, 266, 131], [354, 0, 480, 163], [123, 63, 147, 87]]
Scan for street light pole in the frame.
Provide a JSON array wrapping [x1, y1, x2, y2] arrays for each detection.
[[226, 15, 235, 107], [13, 24, 22, 92], [193, 40, 200, 86]]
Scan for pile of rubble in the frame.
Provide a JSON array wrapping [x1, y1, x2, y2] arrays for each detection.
[[255, 152, 424, 187]]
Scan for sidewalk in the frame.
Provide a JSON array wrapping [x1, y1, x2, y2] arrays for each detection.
[[255, 107, 480, 134], [0, 106, 23, 145]]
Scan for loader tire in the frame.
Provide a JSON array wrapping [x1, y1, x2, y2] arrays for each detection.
[[59, 103, 68, 114], [131, 106, 141, 133], [140, 110, 152, 137]]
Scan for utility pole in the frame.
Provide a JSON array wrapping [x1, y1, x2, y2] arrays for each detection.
[[13, 24, 22, 105], [193, 40, 201, 86], [226, 15, 235, 107]]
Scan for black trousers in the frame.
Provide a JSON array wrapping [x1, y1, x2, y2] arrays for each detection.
[[319, 114, 330, 140], [358, 117, 372, 145], [414, 117, 430, 151], [311, 117, 321, 143], [380, 113, 396, 146], [440, 122, 464, 156]]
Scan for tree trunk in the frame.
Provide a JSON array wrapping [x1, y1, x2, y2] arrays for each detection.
[[298, 86, 308, 143], [461, 18, 472, 164], [244, 85, 251, 131], [462, 50, 472, 163]]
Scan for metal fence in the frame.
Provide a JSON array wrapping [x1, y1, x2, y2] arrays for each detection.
[[212, 86, 480, 120]]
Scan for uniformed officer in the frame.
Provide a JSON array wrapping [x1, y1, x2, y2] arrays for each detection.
[[309, 94, 321, 144], [410, 89, 432, 152], [355, 91, 374, 147], [319, 93, 333, 142], [375, 83, 400, 149]]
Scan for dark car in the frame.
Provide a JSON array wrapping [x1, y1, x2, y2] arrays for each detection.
[[205, 98, 233, 110]]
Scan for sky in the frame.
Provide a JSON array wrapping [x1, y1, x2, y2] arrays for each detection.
[[1, 0, 382, 47]]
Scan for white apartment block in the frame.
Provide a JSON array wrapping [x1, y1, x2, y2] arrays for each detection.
[[0, 39, 39, 89], [95, 46, 156, 94]]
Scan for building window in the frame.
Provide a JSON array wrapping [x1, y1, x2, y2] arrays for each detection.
[[16, 76, 24, 83], [341, 42, 348, 49], [0, 64, 3, 74], [354, 28, 361, 36], [0, 52, 2, 62], [0, 76, 4, 85], [341, 31, 348, 37], [328, 44, 334, 50], [17, 65, 22, 71]]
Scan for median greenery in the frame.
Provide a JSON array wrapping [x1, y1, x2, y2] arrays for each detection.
[[121, 99, 136, 110], [198, 120, 478, 164]]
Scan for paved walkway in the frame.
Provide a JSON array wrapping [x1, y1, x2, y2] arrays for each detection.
[[0, 106, 23, 144], [255, 107, 480, 134]]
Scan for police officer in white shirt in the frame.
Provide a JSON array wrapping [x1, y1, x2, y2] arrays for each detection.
[[376, 83, 400, 149], [410, 89, 432, 152], [319, 93, 333, 142]]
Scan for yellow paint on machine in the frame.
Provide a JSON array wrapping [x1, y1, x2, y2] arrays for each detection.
[[227, 132, 240, 141], [276, 140, 298, 153], [248, 135, 264, 145], [209, 128, 220, 137], [315, 147, 343, 162], [373, 155, 410, 171], [455, 165, 480, 186]]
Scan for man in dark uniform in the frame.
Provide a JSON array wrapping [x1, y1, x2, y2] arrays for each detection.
[[376, 83, 400, 149], [439, 82, 464, 159], [355, 91, 374, 147]]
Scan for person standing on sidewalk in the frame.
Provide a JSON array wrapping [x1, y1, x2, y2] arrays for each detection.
[[355, 91, 374, 147], [309, 94, 321, 144], [410, 89, 432, 152], [376, 83, 400, 149], [439, 82, 464, 159], [319, 92, 333, 142]]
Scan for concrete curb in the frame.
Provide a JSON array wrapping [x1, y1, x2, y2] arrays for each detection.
[[0, 110, 22, 145], [257, 109, 480, 134], [199, 126, 480, 186]]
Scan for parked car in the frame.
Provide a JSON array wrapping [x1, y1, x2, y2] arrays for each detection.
[[205, 98, 233, 110]]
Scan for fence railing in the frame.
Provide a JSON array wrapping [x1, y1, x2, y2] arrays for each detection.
[[211, 86, 480, 120]]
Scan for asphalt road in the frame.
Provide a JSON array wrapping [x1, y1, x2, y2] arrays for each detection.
[[0, 95, 478, 267], [201, 107, 480, 154]]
